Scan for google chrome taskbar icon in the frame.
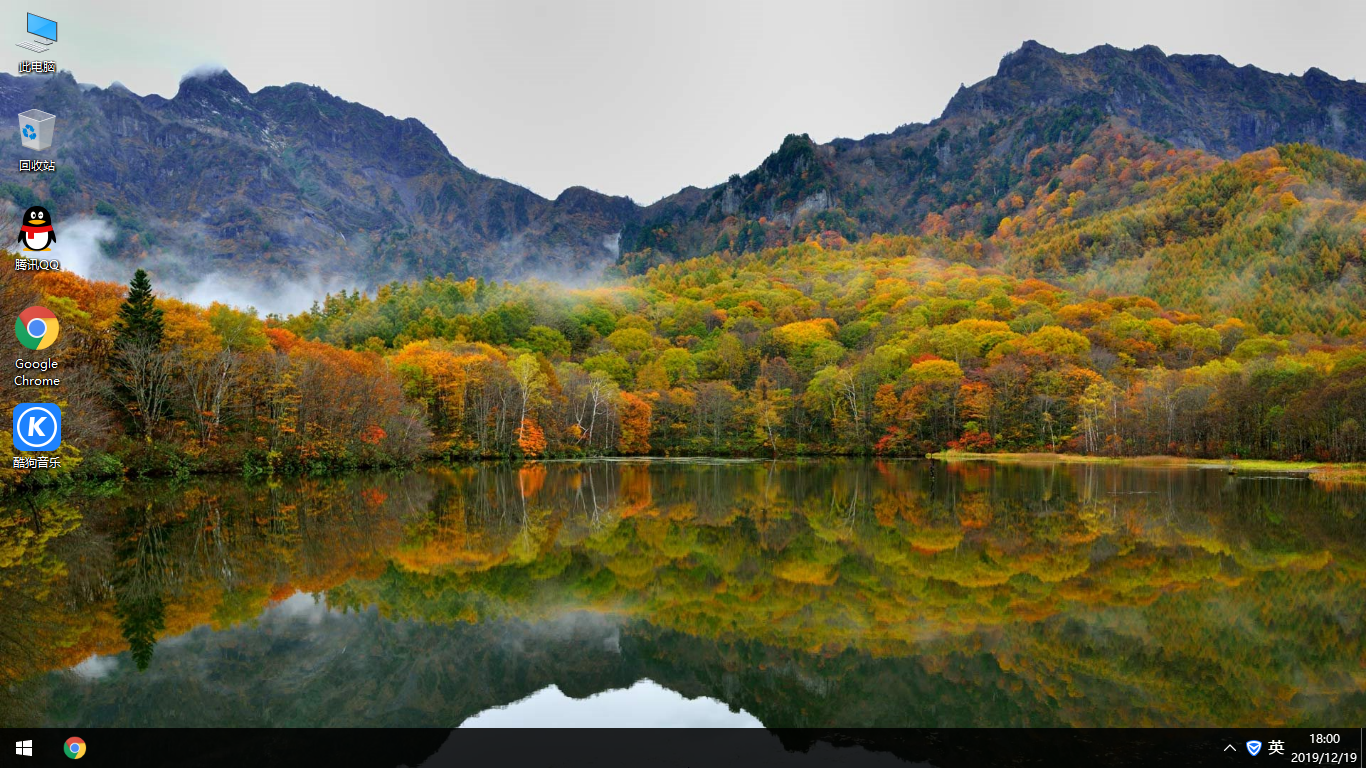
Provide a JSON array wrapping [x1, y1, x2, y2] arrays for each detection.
[[10, 737, 87, 760]]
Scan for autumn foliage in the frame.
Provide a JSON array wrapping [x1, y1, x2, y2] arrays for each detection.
[[4, 143, 1366, 482], [517, 418, 546, 457]]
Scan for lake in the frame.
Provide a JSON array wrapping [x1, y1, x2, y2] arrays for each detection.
[[1, 459, 1363, 727]]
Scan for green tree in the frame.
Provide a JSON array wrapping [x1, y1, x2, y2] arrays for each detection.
[[111, 269, 173, 437], [114, 269, 165, 348]]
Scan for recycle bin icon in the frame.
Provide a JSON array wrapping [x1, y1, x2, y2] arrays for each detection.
[[18, 109, 55, 151]]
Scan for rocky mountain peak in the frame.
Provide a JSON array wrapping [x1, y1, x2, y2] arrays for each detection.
[[174, 68, 250, 101], [940, 42, 1366, 159], [995, 39, 1063, 76]]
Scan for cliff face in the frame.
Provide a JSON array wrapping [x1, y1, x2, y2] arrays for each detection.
[[2, 41, 1363, 287], [944, 41, 1366, 158], [0, 70, 636, 287]]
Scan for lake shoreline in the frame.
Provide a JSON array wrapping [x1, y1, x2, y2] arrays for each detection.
[[8, 451, 1366, 499], [928, 450, 1366, 484]]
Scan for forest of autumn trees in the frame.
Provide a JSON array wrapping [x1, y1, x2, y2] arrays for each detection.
[[286, 236, 1363, 464], [1, 265, 428, 490], [2, 143, 1365, 487]]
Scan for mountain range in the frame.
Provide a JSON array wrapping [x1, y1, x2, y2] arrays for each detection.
[[2, 40, 1365, 293]]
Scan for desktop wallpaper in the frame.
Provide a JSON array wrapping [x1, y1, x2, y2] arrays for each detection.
[[0, 0, 1364, 737]]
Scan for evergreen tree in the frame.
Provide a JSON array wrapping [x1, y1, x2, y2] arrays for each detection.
[[111, 269, 172, 437], [114, 268, 164, 348]]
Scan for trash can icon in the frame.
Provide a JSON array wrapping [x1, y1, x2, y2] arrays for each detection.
[[18, 109, 55, 151]]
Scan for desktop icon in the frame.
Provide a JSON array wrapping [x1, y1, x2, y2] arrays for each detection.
[[63, 737, 84, 760], [12, 403, 61, 452], [16, 306, 59, 350], [16, 13, 56, 53], [16, 740, 33, 757], [18, 206, 56, 250], [1246, 740, 1262, 756], [18, 110, 55, 151]]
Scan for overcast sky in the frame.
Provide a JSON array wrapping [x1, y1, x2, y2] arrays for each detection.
[[26, 0, 1366, 203]]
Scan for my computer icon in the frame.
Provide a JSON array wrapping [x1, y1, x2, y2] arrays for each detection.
[[16, 13, 56, 54]]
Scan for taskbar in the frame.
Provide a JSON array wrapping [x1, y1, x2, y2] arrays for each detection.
[[0, 727, 1360, 766]]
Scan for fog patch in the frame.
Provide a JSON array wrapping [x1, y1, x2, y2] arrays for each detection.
[[48, 216, 359, 316], [45, 213, 617, 316], [34, 216, 116, 278], [501, 610, 623, 655], [265, 591, 334, 626], [174, 268, 355, 316], [69, 654, 119, 680], [488, 234, 621, 290], [180, 63, 228, 82]]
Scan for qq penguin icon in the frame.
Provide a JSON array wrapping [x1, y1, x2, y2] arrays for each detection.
[[18, 205, 56, 251], [13, 403, 61, 452]]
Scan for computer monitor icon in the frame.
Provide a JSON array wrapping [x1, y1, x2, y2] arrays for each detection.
[[27, 13, 56, 44]]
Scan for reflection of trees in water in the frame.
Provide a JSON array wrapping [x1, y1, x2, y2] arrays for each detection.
[[112, 503, 169, 671], [352, 461, 1366, 725], [2, 461, 1364, 726], [113, 590, 164, 671], [2, 473, 435, 696], [28, 610, 1071, 728], [0, 494, 92, 725]]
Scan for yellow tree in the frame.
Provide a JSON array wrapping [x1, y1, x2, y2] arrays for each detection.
[[511, 354, 548, 450], [619, 392, 653, 454], [748, 376, 791, 457]]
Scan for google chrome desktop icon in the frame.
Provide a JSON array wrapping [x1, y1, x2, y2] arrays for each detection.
[[15, 306, 59, 350]]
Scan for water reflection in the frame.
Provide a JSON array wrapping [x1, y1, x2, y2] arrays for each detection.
[[1, 460, 1363, 727], [461, 680, 763, 728]]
